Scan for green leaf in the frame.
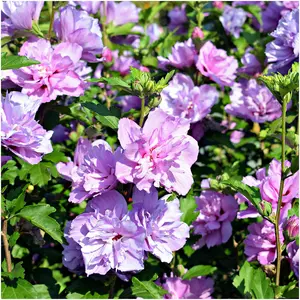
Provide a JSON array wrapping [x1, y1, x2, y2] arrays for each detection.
[[1, 53, 40, 70], [6, 188, 26, 215], [288, 199, 299, 217], [283, 288, 299, 299], [32, 285, 51, 299], [8, 232, 20, 248], [1, 160, 19, 185], [2, 278, 38, 299], [11, 245, 30, 259], [131, 277, 168, 299], [89, 77, 131, 90], [2, 262, 25, 280], [180, 194, 199, 225], [107, 22, 135, 36], [242, 5, 262, 25], [27, 162, 57, 187], [233, 261, 274, 298], [83, 102, 120, 130], [182, 265, 217, 280], [43, 150, 69, 163], [16, 204, 63, 244], [291, 156, 299, 174]]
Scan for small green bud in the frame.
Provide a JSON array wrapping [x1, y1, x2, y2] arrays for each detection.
[[144, 80, 155, 94], [262, 200, 272, 217], [132, 81, 143, 94]]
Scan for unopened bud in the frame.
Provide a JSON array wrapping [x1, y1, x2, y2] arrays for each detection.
[[285, 215, 299, 238], [192, 27, 204, 39], [102, 48, 113, 63], [26, 184, 34, 193]]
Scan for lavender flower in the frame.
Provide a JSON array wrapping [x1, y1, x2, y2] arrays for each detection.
[[8, 39, 87, 103], [287, 241, 299, 278], [1, 92, 53, 164], [244, 220, 284, 265], [158, 274, 214, 299], [111, 50, 141, 76], [65, 191, 145, 275], [130, 186, 190, 263], [116, 108, 199, 195], [192, 190, 238, 249], [168, 4, 188, 34], [73, 1, 101, 14], [266, 8, 299, 74], [54, 5, 103, 62], [160, 73, 219, 123], [220, 6, 247, 38], [1, 1, 44, 37], [158, 39, 196, 70], [196, 41, 238, 87], [238, 50, 262, 76], [225, 80, 282, 123], [1, 156, 12, 165]]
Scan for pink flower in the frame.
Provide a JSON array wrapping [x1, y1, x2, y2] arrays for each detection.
[[196, 41, 238, 87], [192, 27, 204, 39], [213, 1, 224, 9], [116, 108, 199, 195], [192, 190, 238, 249], [285, 215, 299, 239], [287, 241, 299, 278], [54, 5, 103, 62], [244, 220, 284, 265], [1, 92, 53, 164], [8, 39, 87, 103]]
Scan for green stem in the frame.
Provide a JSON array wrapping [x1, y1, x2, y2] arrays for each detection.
[[108, 275, 116, 299], [274, 99, 287, 288], [47, 1, 55, 40], [139, 96, 146, 127]]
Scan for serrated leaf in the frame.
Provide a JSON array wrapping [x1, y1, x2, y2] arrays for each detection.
[[43, 150, 69, 163], [6, 188, 26, 215], [16, 204, 63, 244], [32, 285, 51, 299], [2, 262, 25, 280], [1, 160, 19, 185], [288, 199, 299, 217], [12, 245, 30, 259], [1, 53, 40, 70], [2, 278, 38, 299], [180, 194, 199, 225], [83, 102, 120, 130], [27, 162, 55, 187], [182, 265, 217, 280], [8, 232, 20, 248], [131, 277, 167, 299]]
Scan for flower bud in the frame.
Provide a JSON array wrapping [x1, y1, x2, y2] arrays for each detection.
[[213, 1, 224, 9], [132, 81, 144, 94], [192, 27, 204, 39], [102, 48, 113, 63], [285, 215, 299, 238]]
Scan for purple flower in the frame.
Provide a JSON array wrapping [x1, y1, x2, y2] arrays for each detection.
[[158, 275, 214, 299], [158, 39, 196, 70], [60, 139, 117, 203], [116, 108, 199, 195], [225, 80, 282, 123], [244, 220, 284, 265], [160, 73, 219, 123], [238, 50, 262, 76], [1, 156, 12, 165], [51, 124, 69, 143], [266, 8, 299, 74], [8, 39, 87, 103], [147, 23, 163, 43], [196, 41, 238, 87], [190, 122, 205, 141], [62, 221, 84, 274], [111, 50, 141, 76], [116, 95, 141, 112], [285, 215, 299, 239], [1, 92, 53, 164], [100, 1, 140, 26], [262, 1, 284, 32], [168, 4, 188, 34], [192, 190, 238, 249], [287, 241, 299, 278], [230, 131, 245, 144], [220, 6, 247, 38], [1, 1, 44, 37], [130, 186, 189, 263], [73, 1, 101, 14], [237, 159, 298, 219], [54, 5, 103, 62], [66, 191, 145, 275]]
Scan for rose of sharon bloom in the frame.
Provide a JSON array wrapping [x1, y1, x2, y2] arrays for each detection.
[[54, 5, 103, 62], [160, 73, 219, 123], [62, 221, 84, 274], [111, 50, 141, 76], [73, 1, 101, 14], [244, 220, 284, 265], [285, 215, 299, 239], [65, 191, 145, 276], [168, 4, 188, 34], [116, 108, 199, 195], [158, 275, 214, 299], [1, 92, 53, 164], [225, 80, 282, 123], [238, 51, 262, 76], [56, 137, 91, 182], [158, 39, 196, 70], [100, 1, 140, 26], [237, 159, 298, 219], [1, 1, 44, 37], [63, 139, 117, 203], [1, 156, 12, 165], [287, 241, 299, 278], [192, 27, 204, 39], [266, 8, 299, 74], [8, 39, 86, 103], [130, 187, 190, 263], [192, 190, 238, 249], [220, 6, 247, 38], [196, 41, 238, 87]]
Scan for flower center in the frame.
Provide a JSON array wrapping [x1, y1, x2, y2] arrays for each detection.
[[112, 234, 122, 241]]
